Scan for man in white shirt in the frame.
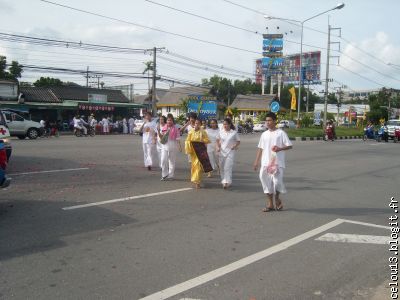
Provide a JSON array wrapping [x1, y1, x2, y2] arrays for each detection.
[[128, 117, 135, 134], [253, 112, 292, 212]]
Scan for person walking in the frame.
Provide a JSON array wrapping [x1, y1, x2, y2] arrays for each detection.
[[122, 117, 128, 134], [180, 112, 197, 163], [205, 119, 220, 177], [102, 116, 109, 135], [156, 115, 167, 169], [159, 115, 182, 180], [128, 116, 135, 134], [141, 112, 157, 171], [253, 112, 292, 212], [217, 118, 240, 189], [185, 119, 210, 189]]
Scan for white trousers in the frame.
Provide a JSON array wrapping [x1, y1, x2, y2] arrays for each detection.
[[259, 167, 286, 194], [207, 144, 219, 170], [143, 143, 156, 167], [156, 143, 163, 168], [103, 125, 109, 133], [219, 152, 235, 185], [161, 145, 177, 178], [123, 124, 128, 134]]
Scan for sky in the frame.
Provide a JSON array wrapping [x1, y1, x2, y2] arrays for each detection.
[[1, 0, 400, 95]]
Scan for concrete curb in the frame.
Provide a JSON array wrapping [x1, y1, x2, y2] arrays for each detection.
[[289, 136, 363, 141]]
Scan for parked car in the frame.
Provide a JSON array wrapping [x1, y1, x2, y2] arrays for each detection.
[[278, 120, 296, 129], [1, 109, 44, 139], [387, 119, 400, 139], [0, 110, 12, 161], [253, 123, 267, 132]]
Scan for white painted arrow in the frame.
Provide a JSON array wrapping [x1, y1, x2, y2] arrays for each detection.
[[316, 233, 389, 245]]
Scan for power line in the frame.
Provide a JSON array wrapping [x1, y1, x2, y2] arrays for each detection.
[[38, 0, 260, 55]]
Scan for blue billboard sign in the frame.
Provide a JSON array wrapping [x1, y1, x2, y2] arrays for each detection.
[[262, 57, 284, 69], [187, 95, 217, 120], [263, 38, 283, 52]]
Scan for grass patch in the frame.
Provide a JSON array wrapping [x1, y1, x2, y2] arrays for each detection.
[[285, 127, 364, 138]]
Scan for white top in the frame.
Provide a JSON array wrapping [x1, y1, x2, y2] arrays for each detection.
[[257, 129, 292, 168], [73, 117, 80, 127], [102, 118, 109, 126], [40, 120, 46, 127], [89, 118, 97, 127], [219, 129, 240, 157], [186, 124, 194, 133], [206, 128, 220, 152], [128, 118, 135, 125], [142, 121, 156, 144]]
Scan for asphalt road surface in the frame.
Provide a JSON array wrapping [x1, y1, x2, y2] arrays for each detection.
[[0, 134, 397, 300]]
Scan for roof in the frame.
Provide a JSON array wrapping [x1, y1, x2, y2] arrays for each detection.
[[231, 94, 275, 110], [157, 86, 210, 106], [20, 87, 61, 103], [50, 86, 130, 103], [133, 89, 168, 105]]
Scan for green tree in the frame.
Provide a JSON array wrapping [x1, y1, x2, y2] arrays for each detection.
[[33, 77, 64, 87], [0, 56, 23, 80]]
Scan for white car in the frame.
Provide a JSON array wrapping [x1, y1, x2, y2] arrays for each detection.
[[253, 123, 267, 132], [278, 120, 296, 129], [1, 109, 43, 139], [387, 119, 400, 138]]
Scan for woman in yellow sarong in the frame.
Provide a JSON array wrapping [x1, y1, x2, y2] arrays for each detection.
[[185, 119, 210, 189]]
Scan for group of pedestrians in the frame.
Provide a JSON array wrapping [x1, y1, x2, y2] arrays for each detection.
[[140, 111, 293, 211]]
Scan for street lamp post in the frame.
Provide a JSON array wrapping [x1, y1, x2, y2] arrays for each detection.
[[265, 3, 344, 127]]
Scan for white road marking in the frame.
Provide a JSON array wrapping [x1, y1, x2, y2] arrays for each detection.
[[316, 233, 389, 244], [9, 167, 89, 176], [341, 219, 391, 230], [62, 188, 193, 210], [138, 219, 345, 300]]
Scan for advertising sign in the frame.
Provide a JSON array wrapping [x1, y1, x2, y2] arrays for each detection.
[[282, 51, 321, 85], [262, 34, 284, 73], [255, 59, 263, 84], [187, 95, 217, 120], [88, 94, 107, 104]]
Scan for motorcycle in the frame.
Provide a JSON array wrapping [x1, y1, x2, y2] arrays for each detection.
[[324, 126, 334, 141], [376, 126, 389, 142], [394, 128, 400, 143], [74, 125, 95, 137], [363, 126, 377, 141]]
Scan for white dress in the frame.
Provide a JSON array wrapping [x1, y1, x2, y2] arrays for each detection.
[[206, 128, 220, 170], [142, 122, 157, 167], [257, 129, 292, 194], [218, 129, 240, 185]]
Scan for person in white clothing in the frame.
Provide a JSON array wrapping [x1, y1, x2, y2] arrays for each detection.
[[122, 118, 128, 134], [73, 114, 87, 135], [128, 117, 135, 134], [205, 119, 220, 177], [253, 112, 292, 212], [102, 117, 109, 134], [158, 115, 182, 180], [217, 118, 240, 189], [141, 112, 157, 171], [156, 115, 167, 168]]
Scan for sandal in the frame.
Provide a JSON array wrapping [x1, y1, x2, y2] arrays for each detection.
[[262, 206, 274, 212], [275, 199, 283, 211]]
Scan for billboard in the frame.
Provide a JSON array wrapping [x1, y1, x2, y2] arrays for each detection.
[[187, 95, 217, 120], [262, 34, 283, 72], [88, 94, 107, 103], [282, 51, 321, 85]]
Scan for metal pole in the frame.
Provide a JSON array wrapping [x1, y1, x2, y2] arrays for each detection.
[[324, 23, 331, 127], [86, 66, 89, 87], [261, 73, 265, 95], [306, 80, 310, 113], [152, 47, 157, 117], [297, 22, 304, 126]]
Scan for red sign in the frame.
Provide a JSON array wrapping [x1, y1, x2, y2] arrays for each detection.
[[79, 104, 115, 111]]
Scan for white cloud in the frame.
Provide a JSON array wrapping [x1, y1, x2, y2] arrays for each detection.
[[0, 0, 14, 13]]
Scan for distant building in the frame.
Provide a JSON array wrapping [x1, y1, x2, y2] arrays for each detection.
[[230, 94, 283, 120], [342, 89, 379, 102]]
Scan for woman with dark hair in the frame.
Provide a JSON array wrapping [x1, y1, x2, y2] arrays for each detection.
[[141, 112, 157, 171], [159, 115, 182, 180], [206, 119, 220, 177], [185, 119, 210, 189], [217, 118, 240, 189]]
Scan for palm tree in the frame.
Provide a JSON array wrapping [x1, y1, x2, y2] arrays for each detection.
[[142, 61, 154, 96]]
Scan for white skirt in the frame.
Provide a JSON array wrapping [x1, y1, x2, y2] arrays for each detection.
[[259, 167, 287, 194]]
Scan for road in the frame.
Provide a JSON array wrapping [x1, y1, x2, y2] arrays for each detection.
[[0, 134, 397, 300]]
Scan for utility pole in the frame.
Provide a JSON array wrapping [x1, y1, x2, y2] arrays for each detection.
[[152, 47, 157, 116], [324, 21, 341, 127], [86, 66, 89, 87]]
